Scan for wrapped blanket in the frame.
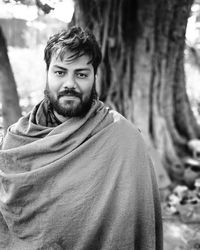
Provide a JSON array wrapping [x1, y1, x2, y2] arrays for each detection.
[[0, 99, 163, 250]]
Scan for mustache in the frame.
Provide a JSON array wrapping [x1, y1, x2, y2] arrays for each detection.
[[58, 89, 81, 99]]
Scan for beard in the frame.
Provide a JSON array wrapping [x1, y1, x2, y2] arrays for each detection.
[[45, 83, 97, 118]]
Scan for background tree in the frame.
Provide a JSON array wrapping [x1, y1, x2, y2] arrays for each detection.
[[0, 27, 21, 133], [0, 0, 53, 134], [72, 0, 200, 185]]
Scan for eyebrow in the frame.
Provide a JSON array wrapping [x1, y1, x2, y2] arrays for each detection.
[[52, 65, 67, 70], [52, 65, 91, 72], [76, 68, 91, 72]]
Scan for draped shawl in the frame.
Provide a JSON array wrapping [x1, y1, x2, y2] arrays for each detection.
[[0, 99, 163, 250]]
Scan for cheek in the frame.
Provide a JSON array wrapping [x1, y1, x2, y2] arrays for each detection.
[[81, 85, 93, 99], [47, 76, 61, 93], [82, 84, 92, 92], [79, 77, 95, 94]]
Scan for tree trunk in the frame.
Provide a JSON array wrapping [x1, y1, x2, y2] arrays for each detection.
[[72, 0, 199, 187], [0, 27, 21, 134]]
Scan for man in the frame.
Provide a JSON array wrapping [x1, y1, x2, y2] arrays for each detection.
[[0, 26, 163, 250]]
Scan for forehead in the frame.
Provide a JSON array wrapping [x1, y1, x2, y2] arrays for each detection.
[[49, 49, 92, 68]]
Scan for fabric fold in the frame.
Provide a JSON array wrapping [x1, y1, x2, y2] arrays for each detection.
[[0, 99, 163, 250]]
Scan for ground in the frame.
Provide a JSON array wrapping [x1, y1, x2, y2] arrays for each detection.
[[163, 216, 200, 250], [162, 185, 200, 250]]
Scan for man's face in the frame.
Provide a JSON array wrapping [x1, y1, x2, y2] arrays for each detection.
[[46, 50, 96, 121]]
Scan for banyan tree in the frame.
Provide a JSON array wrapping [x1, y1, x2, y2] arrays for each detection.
[[72, 0, 200, 187]]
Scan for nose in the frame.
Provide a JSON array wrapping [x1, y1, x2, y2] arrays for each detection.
[[62, 74, 76, 89]]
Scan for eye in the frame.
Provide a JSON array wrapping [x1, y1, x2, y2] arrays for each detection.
[[76, 72, 88, 79], [55, 71, 65, 77]]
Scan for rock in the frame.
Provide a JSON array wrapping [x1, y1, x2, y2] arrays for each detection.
[[188, 139, 200, 161]]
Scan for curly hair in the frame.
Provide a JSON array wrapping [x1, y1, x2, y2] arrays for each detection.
[[44, 26, 102, 74]]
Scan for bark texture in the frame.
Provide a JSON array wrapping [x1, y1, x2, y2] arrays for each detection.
[[72, 0, 200, 186], [0, 27, 21, 134]]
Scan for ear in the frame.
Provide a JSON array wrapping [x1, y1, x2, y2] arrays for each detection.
[[45, 72, 50, 90], [94, 74, 101, 96]]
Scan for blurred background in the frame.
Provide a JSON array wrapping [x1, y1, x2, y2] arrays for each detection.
[[0, 0, 74, 115], [2, 0, 200, 248]]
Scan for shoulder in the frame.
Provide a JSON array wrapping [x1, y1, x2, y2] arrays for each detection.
[[108, 110, 142, 139], [104, 109, 148, 155], [105, 110, 152, 173]]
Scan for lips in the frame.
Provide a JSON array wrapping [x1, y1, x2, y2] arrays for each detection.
[[60, 95, 79, 99]]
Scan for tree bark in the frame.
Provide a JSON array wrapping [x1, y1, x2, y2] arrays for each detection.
[[72, 0, 199, 186], [0, 27, 21, 134]]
